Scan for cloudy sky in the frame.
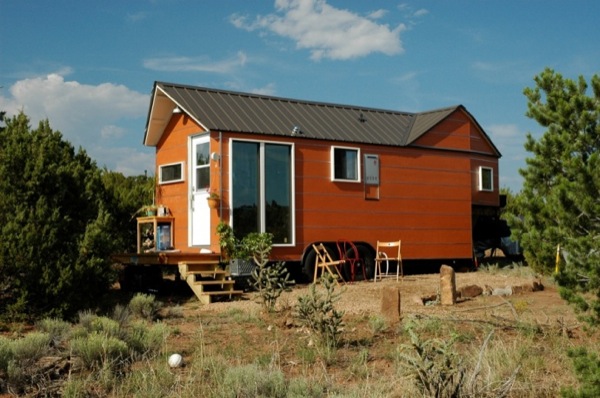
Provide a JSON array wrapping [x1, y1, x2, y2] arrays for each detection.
[[1, 0, 598, 191]]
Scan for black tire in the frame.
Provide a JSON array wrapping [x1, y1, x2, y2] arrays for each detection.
[[302, 244, 339, 283], [301, 249, 317, 283], [355, 244, 375, 280]]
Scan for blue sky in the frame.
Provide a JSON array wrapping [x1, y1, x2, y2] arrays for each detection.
[[1, 1, 598, 192]]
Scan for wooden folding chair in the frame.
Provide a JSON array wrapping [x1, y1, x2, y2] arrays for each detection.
[[374, 240, 402, 282], [312, 243, 345, 284]]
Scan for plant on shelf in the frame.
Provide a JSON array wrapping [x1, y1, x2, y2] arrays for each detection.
[[137, 204, 158, 217], [132, 173, 158, 218]]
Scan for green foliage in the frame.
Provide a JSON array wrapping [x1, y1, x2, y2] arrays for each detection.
[[562, 347, 600, 398], [128, 292, 162, 320], [0, 336, 10, 371], [247, 231, 293, 312], [126, 320, 169, 359], [216, 221, 252, 260], [101, 170, 155, 252], [509, 69, 600, 323], [0, 299, 172, 396], [36, 317, 72, 346], [0, 112, 118, 320], [398, 326, 464, 397], [398, 327, 518, 397], [221, 363, 287, 397], [70, 332, 129, 370], [296, 274, 345, 349], [9, 332, 51, 363]]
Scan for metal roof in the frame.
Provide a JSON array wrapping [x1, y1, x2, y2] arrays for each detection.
[[144, 82, 499, 157]]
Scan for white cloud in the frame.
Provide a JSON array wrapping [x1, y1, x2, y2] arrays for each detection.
[[413, 9, 428, 17], [471, 61, 535, 85], [250, 83, 277, 96], [487, 123, 520, 139], [0, 72, 153, 176], [143, 52, 247, 74], [231, 0, 405, 61], [487, 124, 527, 161], [101, 124, 126, 139], [127, 11, 147, 22]]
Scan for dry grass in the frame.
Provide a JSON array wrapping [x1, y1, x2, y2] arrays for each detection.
[[1, 264, 597, 397]]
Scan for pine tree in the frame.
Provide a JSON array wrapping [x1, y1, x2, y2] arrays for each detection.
[[512, 68, 600, 324]]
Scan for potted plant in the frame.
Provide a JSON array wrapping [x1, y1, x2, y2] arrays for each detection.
[[207, 189, 220, 209], [137, 204, 158, 217], [216, 222, 254, 276]]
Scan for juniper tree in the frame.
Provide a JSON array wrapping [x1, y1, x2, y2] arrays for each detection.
[[509, 68, 600, 324], [0, 112, 117, 320]]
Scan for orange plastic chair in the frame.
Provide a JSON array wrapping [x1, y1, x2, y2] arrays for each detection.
[[312, 243, 345, 285], [374, 240, 402, 282]]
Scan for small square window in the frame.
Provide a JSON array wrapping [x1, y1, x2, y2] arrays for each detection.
[[159, 162, 184, 184], [479, 166, 493, 191], [332, 146, 360, 182]]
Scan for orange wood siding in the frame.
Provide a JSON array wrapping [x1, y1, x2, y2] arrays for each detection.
[[151, 108, 499, 263], [155, 114, 197, 252]]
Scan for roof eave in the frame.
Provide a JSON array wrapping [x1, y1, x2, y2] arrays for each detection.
[[143, 83, 207, 147]]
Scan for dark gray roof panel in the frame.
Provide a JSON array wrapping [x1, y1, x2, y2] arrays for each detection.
[[157, 82, 421, 147], [408, 106, 457, 143]]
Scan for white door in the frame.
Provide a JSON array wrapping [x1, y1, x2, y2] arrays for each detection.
[[190, 135, 211, 246]]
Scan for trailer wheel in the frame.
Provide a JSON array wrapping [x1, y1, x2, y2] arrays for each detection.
[[302, 248, 317, 283], [301, 244, 338, 283], [354, 244, 375, 280]]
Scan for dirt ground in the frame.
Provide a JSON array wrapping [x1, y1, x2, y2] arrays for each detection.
[[181, 269, 573, 324], [166, 265, 582, 369]]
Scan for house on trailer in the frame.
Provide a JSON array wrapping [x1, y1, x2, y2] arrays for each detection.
[[143, 81, 501, 279]]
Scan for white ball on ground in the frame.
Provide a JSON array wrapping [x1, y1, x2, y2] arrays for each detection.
[[168, 353, 183, 368]]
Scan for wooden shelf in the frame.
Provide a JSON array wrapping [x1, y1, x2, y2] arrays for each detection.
[[137, 216, 174, 253]]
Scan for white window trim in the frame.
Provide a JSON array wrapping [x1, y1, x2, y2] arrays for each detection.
[[478, 166, 494, 191], [158, 161, 185, 184], [331, 145, 361, 182], [228, 138, 296, 247]]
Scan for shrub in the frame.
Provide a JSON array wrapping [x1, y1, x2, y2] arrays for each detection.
[[36, 317, 71, 347], [221, 363, 287, 397], [114, 361, 177, 398], [0, 335, 11, 371], [244, 232, 293, 312], [90, 316, 122, 339], [111, 303, 131, 327], [398, 326, 464, 397], [128, 293, 162, 320], [562, 346, 600, 398], [252, 260, 293, 313], [296, 274, 345, 349], [70, 332, 128, 369], [398, 326, 519, 397], [368, 315, 388, 334], [126, 320, 169, 359], [10, 332, 51, 363]]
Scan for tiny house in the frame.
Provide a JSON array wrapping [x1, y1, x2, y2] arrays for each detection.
[[143, 81, 501, 279]]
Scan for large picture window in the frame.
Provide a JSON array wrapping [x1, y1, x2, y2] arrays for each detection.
[[479, 166, 494, 191], [332, 146, 360, 182], [159, 162, 184, 184], [231, 140, 294, 245]]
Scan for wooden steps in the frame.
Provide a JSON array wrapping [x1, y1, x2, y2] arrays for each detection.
[[178, 260, 243, 304]]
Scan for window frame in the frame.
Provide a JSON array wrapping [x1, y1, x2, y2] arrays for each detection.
[[158, 161, 185, 184], [229, 138, 295, 247], [478, 166, 494, 192], [331, 145, 361, 182]]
